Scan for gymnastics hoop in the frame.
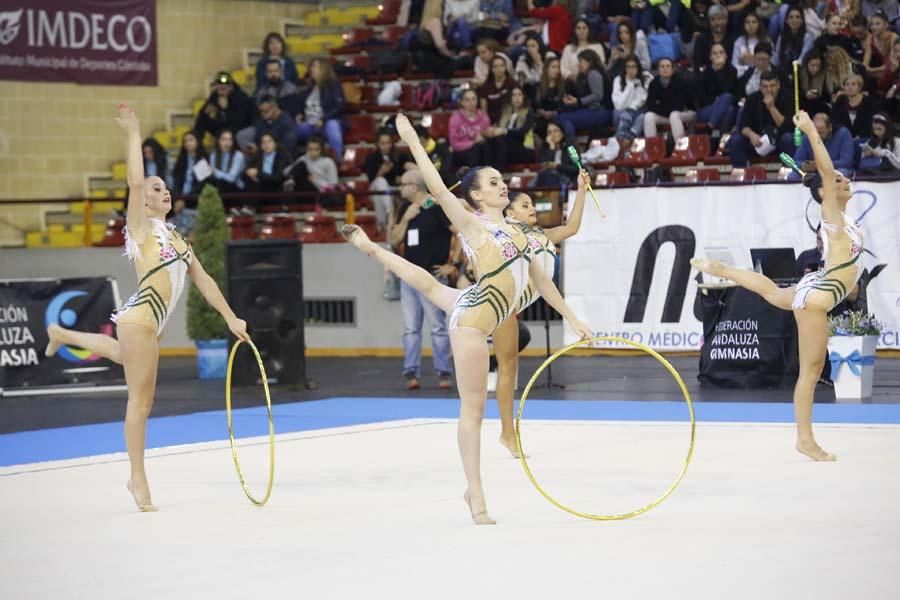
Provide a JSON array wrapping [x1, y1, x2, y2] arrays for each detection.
[[225, 339, 275, 506], [515, 336, 696, 520]]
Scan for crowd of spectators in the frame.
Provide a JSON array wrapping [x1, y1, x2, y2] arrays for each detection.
[[145, 0, 900, 210]]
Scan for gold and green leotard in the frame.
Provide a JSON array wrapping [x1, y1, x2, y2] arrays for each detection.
[[449, 212, 532, 335], [112, 218, 192, 335], [792, 212, 863, 311]]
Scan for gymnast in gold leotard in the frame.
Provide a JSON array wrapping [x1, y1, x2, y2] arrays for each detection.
[[342, 113, 592, 525], [45, 104, 249, 512], [692, 110, 863, 463]]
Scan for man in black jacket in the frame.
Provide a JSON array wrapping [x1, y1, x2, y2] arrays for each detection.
[[194, 72, 256, 141], [728, 71, 795, 166]]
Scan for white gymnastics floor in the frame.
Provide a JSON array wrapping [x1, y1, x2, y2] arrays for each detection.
[[2, 418, 899, 600]]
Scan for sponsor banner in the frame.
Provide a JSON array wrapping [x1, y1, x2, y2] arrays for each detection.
[[0, 277, 124, 390], [0, 0, 157, 86], [563, 182, 900, 350]]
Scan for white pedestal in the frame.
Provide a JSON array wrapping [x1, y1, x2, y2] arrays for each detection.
[[827, 335, 878, 401]]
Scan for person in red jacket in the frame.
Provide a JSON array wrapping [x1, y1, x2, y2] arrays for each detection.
[[527, 0, 573, 55]]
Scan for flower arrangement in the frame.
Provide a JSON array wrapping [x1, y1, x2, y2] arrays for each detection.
[[828, 310, 883, 337]]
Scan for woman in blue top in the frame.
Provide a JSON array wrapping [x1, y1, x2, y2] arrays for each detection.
[[171, 131, 208, 197], [254, 32, 299, 93], [209, 129, 246, 193]]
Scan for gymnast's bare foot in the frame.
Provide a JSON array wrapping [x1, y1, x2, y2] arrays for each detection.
[[127, 478, 158, 512], [499, 434, 526, 459], [340, 224, 377, 256], [463, 490, 496, 525], [690, 257, 727, 277], [796, 439, 837, 462], [45, 324, 63, 357]]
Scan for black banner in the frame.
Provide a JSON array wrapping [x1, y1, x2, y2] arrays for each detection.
[[0, 278, 124, 391], [697, 287, 799, 389]]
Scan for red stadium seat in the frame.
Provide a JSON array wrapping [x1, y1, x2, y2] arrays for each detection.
[[259, 215, 296, 240], [346, 178, 372, 210], [227, 215, 256, 240], [660, 135, 712, 167], [339, 145, 376, 177], [382, 25, 407, 45], [344, 115, 377, 144], [684, 167, 720, 182], [299, 214, 340, 243], [616, 136, 667, 168], [354, 213, 382, 241], [337, 55, 371, 81], [93, 217, 126, 247], [366, 0, 401, 25], [421, 112, 451, 141], [594, 171, 631, 187], [730, 166, 768, 182]]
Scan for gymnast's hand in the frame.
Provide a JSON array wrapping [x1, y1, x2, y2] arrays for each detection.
[[396, 113, 418, 146], [792, 110, 814, 134], [228, 317, 250, 343], [577, 169, 590, 192], [568, 317, 593, 341], [114, 103, 140, 134]]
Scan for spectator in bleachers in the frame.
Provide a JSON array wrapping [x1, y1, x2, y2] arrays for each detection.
[[831, 73, 883, 137], [799, 50, 831, 112], [823, 46, 857, 100], [881, 37, 900, 110], [237, 96, 298, 156], [142, 137, 171, 189], [733, 12, 771, 76], [473, 38, 515, 86], [533, 120, 580, 186], [473, 0, 519, 43], [295, 58, 346, 159], [612, 55, 650, 143], [255, 59, 302, 117], [696, 43, 739, 137], [736, 42, 777, 100], [254, 33, 299, 93], [848, 14, 870, 62], [527, 0, 574, 55], [534, 56, 566, 137], [858, 112, 900, 171], [729, 71, 796, 166], [484, 86, 538, 170], [774, 6, 817, 70], [694, 4, 737, 71], [366, 128, 412, 231], [864, 10, 899, 82], [209, 129, 246, 194], [629, 0, 665, 35], [644, 58, 696, 140], [723, 0, 762, 33], [450, 89, 491, 167], [172, 131, 209, 197], [862, 0, 900, 33], [803, 0, 827, 37], [561, 18, 607, 81], [608, 21, 652, 79], [244, 133, 291, 194], [556, 49, 611, 141], [672, 1, 715, 53], [406, 124, 455, 184], [480, 55, 518, 123], [444, 0, 479, 49], [169, 199, 197, 238], [516, 32, 551, 100], [791, 112, 855, 176], [194, 72, 256, 142], [601, 0, 632, 42], [813, 13, 856, 55], [284, 136, 339, 194]]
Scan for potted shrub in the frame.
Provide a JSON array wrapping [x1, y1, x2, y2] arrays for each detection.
[[186, 184, 229, 379], [827, 310, 882, 401]]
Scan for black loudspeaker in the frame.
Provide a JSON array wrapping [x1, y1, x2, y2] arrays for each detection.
[[227, 240, 306, 386]]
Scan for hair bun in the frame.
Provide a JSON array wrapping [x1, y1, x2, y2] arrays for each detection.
[[455, 166, 471, 181]]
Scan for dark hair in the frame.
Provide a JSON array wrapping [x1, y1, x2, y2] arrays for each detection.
[[754, 41, 773, 56], [265, 58, 282, 70], [850, 14, 868, 28], [503, 191, 530, 217], [569, 17, 599, 46], [173, 131, 208, 192], [778, 7, 807, 66], [871, 10, 890, 24], [522, 31, 548, 70], [619, 55, 644, 90], [617, 20, 637, 53], [376, 127, 394, 140], [576, 48, 604, 72], [262, 32, 286, 57], [760, 70, 779, 83], [142, 137, 167, 180], [456, 166, 487, 208], [259, 132, 279, 150], [258, 94, 277, 107], [802, 172, 824, 204], [306, 135, 324, 149], [213, 129, 236, 171], [744, 11, 769, 42], [870, 112, 897, 148]]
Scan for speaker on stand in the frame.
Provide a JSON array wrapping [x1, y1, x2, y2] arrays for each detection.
[[226, 239, 316, 389]]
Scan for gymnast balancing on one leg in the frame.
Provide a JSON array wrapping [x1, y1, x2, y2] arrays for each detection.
[[342, 113, 592, 524], [491, 170, 591, 458], [692, 110, 864, 462], [45, 104, 250, 511]]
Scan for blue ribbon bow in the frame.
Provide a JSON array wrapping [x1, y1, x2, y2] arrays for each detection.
[[829, 350, 876, 377]]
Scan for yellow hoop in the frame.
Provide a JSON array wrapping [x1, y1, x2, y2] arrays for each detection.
[[515, 336, 696, 520], [225, 339, 275, 506]]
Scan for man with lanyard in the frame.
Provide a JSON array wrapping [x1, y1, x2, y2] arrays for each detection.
[[389, 169, 456, 390]]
